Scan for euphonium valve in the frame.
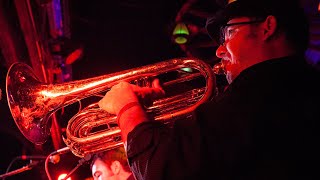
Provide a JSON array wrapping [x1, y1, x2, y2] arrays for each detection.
[[6, 58, 216, 157]]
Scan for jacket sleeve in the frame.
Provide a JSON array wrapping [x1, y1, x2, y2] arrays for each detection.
[[125, 115, 205, 180]]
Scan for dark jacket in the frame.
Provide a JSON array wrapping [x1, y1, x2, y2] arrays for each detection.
[[126, 55, 320, 180]]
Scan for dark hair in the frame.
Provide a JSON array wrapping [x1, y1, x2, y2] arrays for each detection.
[[90, 146, 131, 172], [206, 0, 310, 53]]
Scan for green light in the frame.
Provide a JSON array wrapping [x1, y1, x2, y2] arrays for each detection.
[[173, 23, 189, 35], [175, 36, 187, 44], [173, 22, 189, 44]]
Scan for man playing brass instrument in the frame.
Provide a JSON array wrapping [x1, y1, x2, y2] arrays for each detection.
[[98, 0, 320, 179]]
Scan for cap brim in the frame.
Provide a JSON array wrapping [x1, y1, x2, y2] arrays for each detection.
[[205, 0, 268, 43]]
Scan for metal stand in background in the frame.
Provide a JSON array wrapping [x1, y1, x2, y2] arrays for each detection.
[[61, 154, 92, 180], [0, 160, 42, 179]]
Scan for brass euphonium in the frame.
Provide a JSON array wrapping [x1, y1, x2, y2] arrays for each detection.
[[6, 58, 218, 157]]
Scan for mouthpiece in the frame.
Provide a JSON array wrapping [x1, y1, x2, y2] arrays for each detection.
[[213, 62, 225, 75]]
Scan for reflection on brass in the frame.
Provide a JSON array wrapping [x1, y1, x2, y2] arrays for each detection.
[[6, 58, 216, 157]]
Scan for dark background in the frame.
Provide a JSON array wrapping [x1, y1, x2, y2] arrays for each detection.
[[0, 0, 319, 179]]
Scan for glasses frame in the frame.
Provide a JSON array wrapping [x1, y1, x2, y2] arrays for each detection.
[[219, 19, 266, 45]]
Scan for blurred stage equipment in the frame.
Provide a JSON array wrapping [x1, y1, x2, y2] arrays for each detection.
[[48, 147, 71, 164], [6, 58, 221, 157], [58, 153, 92, 180], [0, 161, 40, 179], [45, 146, 72, 180], [58, 173, 71, 180], [0, 155, 45, 179]]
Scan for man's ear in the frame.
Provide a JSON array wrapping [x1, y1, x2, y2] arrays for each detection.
[[111, 161, 121, 175], [262, 15, 278, 40]]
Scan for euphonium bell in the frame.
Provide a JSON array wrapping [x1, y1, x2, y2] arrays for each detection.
[[6, 58, 216, 157]]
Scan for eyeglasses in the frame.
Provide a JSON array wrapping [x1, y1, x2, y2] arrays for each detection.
[[219, 19, 265, 45]]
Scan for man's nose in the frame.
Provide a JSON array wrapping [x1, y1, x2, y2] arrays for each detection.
[[216, 44, 226, 58]]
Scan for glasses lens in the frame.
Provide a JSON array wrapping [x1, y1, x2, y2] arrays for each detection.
[[218, 19, 265, 45]]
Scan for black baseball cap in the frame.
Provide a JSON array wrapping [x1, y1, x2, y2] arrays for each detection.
[[206, 0, 309, 51]]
